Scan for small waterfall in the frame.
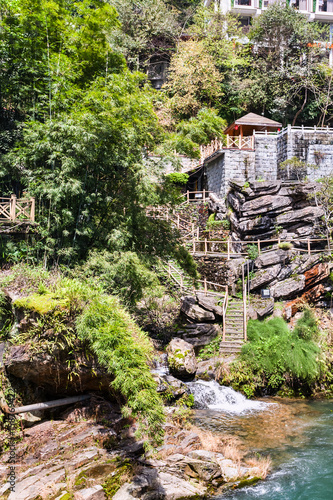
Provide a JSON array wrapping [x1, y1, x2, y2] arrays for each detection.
[[187, 380, 270, 413], [151, 354, 169, 376]]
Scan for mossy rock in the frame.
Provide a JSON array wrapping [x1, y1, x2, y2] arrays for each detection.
[[14, 293, 69, 315]]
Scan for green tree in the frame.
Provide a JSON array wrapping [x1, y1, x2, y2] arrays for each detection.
[[246, 4, 329, 125], [109, 0, 180, 72], [164, 39, 223, 119]]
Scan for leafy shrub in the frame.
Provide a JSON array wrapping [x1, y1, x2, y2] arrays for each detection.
[[76, 295, 165, 446], [278, 242, 293, 250], [165, 172, 189, 185], [206, 213, 230, 231], [223, 313, 320, 396], [247, 244, 259, 261], [82, 250, 162, 306], [198, 336, 221, 360]]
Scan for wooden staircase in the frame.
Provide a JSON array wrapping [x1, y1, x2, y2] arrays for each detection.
[[220, 299, 245, 355]]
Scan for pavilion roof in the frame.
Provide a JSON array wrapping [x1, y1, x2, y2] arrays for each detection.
[[224, 113, 282, 134]]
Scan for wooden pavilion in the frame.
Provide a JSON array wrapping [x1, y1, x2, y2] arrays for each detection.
[[224, 113, 282, 138]]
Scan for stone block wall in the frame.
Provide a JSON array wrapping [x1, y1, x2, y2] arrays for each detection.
[[254, 136, 278, 180], [205, 149, 255, 199], [204, 127, 333, 199], [206, 154, 225, 198]]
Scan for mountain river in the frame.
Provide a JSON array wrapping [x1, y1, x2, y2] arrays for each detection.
[[188, 381, 333, 500]]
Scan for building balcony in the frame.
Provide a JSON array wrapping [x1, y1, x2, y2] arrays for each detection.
[[231, 0, 259, 16]]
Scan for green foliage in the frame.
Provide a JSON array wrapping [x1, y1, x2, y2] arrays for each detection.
[[278, 242, 293, 251], [109, 0, 180, 72], [197, 336, 221, 360], [14, 293, 68, 315], [206, 213, 230, 231], [231, 314, 321, 395], [247, 244, 259, 261], [81, 250, 162, 306], [165, 173, 189, 185], [76, 295, 165, 446]]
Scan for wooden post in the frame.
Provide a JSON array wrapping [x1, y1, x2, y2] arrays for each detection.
[[227, 239, 230, 260], [10, 194, 16, 221], [191, 222, 194, 235], [204, 238, 207, 255], [187, 190, 190, 203], [257, 239, 261, 255], [204, 278, 207, 296], [203, 189, 206, 202], [242, 265, 247, 342], [197, 227, 199, 240], [168, 264, 171, 279], [307, 239, 311, 256], [30, 198, 35, 223]]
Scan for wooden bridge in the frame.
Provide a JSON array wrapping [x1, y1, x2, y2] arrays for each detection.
[[0, 195, 35, 232]]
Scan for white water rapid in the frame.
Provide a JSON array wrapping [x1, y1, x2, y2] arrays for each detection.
[[187, 380, 271, 413]]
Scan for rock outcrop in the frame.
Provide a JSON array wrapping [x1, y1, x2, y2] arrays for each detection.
[[247, 249, 331, 302], [228, 180, 324, 245]]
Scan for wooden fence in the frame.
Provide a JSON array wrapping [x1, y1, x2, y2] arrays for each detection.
[[0, 195, 35, 223], [191, 236, 330, 258], [162, 260, 229, 339]]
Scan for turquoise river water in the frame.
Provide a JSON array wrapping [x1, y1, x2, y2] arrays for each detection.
[[194, 397, 333, 500]]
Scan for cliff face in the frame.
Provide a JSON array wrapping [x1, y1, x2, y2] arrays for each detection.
[[227, 180, 324, 247]]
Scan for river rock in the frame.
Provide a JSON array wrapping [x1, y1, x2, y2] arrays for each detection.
[[184, 459, 221, 481], [113, 470, 206, 500], [196, 357, 220, 380], [178, 323, 220, 347], [271, 275, 306, 299], [166, 338, 197, 380], [181, 297, 215, 322], [74, 485, 106, 500], [155, 374, 189, 399]]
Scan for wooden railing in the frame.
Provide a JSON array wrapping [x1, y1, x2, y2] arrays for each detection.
[[199, 135, 255, 163], [200, 139, 224, 162], [162, 260, 229, 339], [226, 135, 254, 150], [0, 195, 35, 223], [184, 190, 210, 203], [191, 236, 330, 258]]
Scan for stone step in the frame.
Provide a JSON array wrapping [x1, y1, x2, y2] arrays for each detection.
[[220, 341, 244, 348]]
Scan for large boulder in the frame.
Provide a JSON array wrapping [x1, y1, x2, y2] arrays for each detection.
[[249, 264, 281, 291], [178, 323, 220, 347], [248, 298, 274, 320], [4, 344, 112, 394], [181, 297, 215, 322], [113, 469, 206, 500], [255, 249, 292, 268], [166, 339, 197, 380], [276, 206, 324, 226], [196, 293, 225, 317], [271, 275, 306, 299], [241, 195, 293, 217]]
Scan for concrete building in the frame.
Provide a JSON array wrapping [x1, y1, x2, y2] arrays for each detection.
[[200, 112, 333, 198], [204, 0, 333, 24]]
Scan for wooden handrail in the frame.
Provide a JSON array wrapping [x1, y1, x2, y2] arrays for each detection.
[[0, 195, 35, 223]]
